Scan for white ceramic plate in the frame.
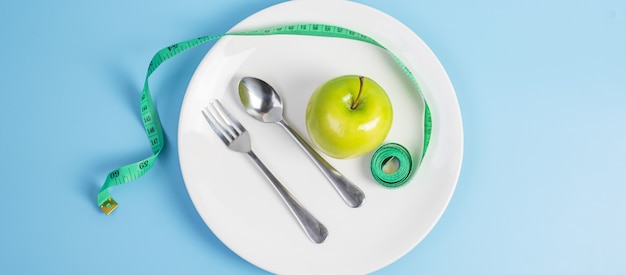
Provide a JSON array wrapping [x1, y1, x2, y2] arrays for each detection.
[[178, 1, 463, 274]]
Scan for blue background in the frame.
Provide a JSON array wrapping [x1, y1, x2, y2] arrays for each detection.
[[1, 0, 624, 274]]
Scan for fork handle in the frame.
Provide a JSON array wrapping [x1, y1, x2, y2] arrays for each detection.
[[246, 151, 329, 244]]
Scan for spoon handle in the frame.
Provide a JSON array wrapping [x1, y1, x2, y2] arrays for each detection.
[[246, 151, 329, 244], [278, 120, 365, 208]]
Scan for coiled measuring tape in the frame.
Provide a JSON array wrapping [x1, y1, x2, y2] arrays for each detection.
[[370, 143, 413, 188], [97, 23, 432, 215]]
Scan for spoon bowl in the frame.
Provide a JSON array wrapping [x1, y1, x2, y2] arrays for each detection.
[[238, 77, 284, 123]]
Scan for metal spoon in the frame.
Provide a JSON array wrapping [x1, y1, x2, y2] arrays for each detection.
[[238, 76, 365, 208]]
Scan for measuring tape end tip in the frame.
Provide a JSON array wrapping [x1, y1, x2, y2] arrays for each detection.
[[99, 198, 118, 215]]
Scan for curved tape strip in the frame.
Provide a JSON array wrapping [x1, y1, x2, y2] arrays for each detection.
[[98, 23, 432, 214]]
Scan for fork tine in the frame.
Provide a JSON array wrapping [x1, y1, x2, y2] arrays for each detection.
[[212, 100, 246, 135], [202, 106, 231, 145], [208, 100, 240, 139]]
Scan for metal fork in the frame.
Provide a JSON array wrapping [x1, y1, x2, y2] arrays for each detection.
[[202, 99, 328, 244]]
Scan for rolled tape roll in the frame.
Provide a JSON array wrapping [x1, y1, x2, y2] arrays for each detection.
[[370, 143, 413, 188]]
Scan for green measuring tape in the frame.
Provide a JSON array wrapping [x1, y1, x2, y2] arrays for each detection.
[[370, 143, 413, 188], [98, 23, 432, 214]]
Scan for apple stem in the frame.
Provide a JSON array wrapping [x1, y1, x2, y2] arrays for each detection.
[[351, 76, 365, 110]]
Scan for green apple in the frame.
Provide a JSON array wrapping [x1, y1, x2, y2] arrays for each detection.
[[305, 75, 393, 159]]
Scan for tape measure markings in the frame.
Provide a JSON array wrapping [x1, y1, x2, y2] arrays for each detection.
[[97, 23, 432, 214]]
